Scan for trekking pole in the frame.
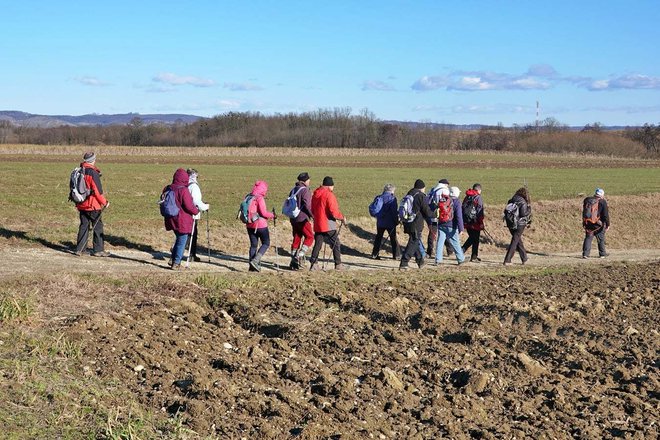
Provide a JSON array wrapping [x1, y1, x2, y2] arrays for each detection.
[[90, 203, 109, 233], [272, 208, 279, 271], [185, 219, 196, 268], [482, 227, 496, 245], [206, 210, 211, 263]]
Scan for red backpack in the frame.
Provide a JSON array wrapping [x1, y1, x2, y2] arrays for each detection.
[[437, 195, 454, 223]]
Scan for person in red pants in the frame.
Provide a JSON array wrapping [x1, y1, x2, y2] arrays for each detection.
[[287, 172, 314, 270]]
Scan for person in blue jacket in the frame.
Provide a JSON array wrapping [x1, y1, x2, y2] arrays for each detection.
[[371, 183, 401, 260]]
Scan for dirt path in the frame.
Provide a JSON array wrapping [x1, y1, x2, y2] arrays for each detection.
[[1, 245, 658, 277]]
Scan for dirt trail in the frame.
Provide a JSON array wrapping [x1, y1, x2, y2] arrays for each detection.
[[0, 245, 658, 277]]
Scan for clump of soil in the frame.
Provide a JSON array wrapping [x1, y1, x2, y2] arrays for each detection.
[[67, 262, 659, 438]]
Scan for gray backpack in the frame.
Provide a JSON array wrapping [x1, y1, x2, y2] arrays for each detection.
[[69, 167, 90, 203]]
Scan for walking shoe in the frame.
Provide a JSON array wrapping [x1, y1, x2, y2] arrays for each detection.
[[599, 253, 609, 259], [470, 257, 481, 263], [335, 263, 347, 271], [170, 263, 181, 271], [191, 256, 201, 262], [370, 254, 381, 260], [521, 257, 529, 265], [399, 264, 410, 271], [457, 260, 466, 266], [92, 251, 111, 257], [582, 255, 588, 259], [503, 261, 510, 266], [74, 250, 86, 256], [417, 259, 426, 269]]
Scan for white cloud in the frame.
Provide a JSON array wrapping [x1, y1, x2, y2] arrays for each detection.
[[413, 67, 553, 92], [223, 82, 263, 91], [216, 99, 242, 109], [585, 74, 660, 91], [526, 64, 558, 77], [153, 72, 215, 87], [411, 75, 450, 91], [74, 76, 110, 86], [361, 80, 395, 91]]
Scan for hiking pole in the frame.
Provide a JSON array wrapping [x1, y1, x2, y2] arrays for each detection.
[[482, 227, 496, 245], [272, 208, 280, 271], [185, 219, 196, 268], [90, 203, 109, 232], [206, 210, 211, 263]]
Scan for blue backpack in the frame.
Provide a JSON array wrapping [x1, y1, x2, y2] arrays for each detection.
[[159, 187, 180, 218], [368, 195, 384, 217]]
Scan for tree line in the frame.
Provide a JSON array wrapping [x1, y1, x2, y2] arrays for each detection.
[[1, 108, 658, 157]]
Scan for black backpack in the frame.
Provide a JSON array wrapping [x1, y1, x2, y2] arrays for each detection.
[[463, 195, 479, 224]]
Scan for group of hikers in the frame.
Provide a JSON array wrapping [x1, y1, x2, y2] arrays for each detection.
[[70, 152, 611, 271]]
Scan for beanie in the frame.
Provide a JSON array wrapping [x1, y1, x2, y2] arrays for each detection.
[[414, 179, 425, 189], [439, 178, 449, 185], [297, 172, 310, 182], [323, 176, 334, 186], [83, 151, 96, 163], [595, 188, 605, 197]]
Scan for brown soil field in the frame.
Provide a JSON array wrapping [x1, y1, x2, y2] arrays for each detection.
[[38, 260, 659, 438]]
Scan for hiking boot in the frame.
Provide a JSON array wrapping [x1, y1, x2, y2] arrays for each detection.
[[170, 263, 181, 271], [417, 259, 426, 269], [92, 251, 110, 257], [335, 263, 347, 271], [521, 257, 529, 265], [470, 256, 481, 263], [371, 254, 381, 260], [289, 257, 299, 271], [457, 259, 466, 266], [74, 250, 86, 256], [191, 255, 201, 262], [582, 255, 588, 259], [599, 253, 609, 259], [399, 263, 410, 271], [503, 261, 510, 266], [249, 254, 262, 272]]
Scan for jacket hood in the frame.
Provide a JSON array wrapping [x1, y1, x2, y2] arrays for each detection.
[[172, 168, 189, 186], [466, 188, 479, 197], [252, 180, 268, 197], [188, 173, 198, 185]]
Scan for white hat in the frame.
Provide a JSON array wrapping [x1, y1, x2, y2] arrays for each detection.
[[450, 186, 461, 198], [440, 187, 450, 197], [595, 188, 605, 197]]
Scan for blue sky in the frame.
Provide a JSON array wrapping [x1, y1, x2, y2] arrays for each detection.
[[2, 0, 659, 126]]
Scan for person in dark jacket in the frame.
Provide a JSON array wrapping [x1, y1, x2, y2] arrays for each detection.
[[462, 183, 485, 262], [435, 187, 465, 265], [371, 183, 400, 260], [288, 172, 314, 270], [399, 179, 434, 270], [163, 168, 199, 270], [582, 187, 610, 258], [503, 187, 531, 265], [75, 151, 110, 257]]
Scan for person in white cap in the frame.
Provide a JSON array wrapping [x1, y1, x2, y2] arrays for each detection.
[[186, 168, 210, 262], [582, 187, 610, 258]]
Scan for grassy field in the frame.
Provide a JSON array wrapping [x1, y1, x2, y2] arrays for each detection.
[[1, 145, 659, 255]]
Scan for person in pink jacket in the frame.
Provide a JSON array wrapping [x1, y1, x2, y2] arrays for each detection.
[[245, 180, 276, 271], [162, 168, 199, 270]]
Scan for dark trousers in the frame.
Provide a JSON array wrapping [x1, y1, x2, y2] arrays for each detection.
[[76, 210, 104, 253], [372, 226, 400, 259], [426, 222, 438, 257], [583, 227, 606, 257], [462, 229, 481, 258], [309, 230, 341, 265], [401, 230, 424, 266], [248, 227, 270, 260], [504, 225, 527, 263]]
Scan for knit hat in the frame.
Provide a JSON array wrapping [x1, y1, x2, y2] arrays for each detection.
[[298, 172, 310, 182], [450, 186, 461, 198], [595, 188, 605, 197], [83, 151, 96, 163], [414, 179, 425, 189], [439, 178, 449, 185], [323, 176, 334, 186]]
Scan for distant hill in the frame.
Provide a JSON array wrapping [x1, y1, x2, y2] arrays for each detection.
[[0, 110, 632, 131], [0, 111, 202, 128]]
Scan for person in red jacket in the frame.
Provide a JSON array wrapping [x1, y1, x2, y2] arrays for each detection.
[[461, 183, 485, 262], [75, 152, 110, 256], [309, 176, 346, 271], [162, 168, 199, 270]]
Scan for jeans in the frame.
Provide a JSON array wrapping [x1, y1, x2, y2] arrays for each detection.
[[172, 232, 189, 265], [372, 226, 400, 259], [436, 226, 464, 264], [583, 227, 606, 257], [248, 227, 270, 260], [76, 210, 104, 253]]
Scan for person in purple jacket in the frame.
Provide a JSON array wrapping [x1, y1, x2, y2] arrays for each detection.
[[288, 172, 314, 270], [162, 168, 199, 270], [245, 180, 276, 272], [371, 183, 400, 260], [435, 186, 465, 265]]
